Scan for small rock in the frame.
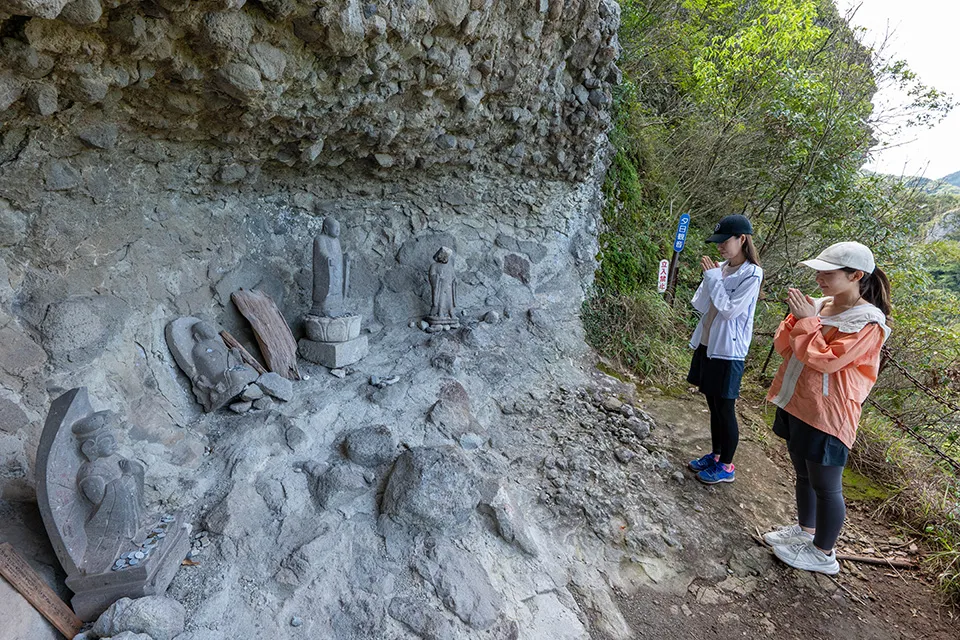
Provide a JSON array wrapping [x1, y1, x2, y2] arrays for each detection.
[[417, 320, 429, 330], [481, 310, 501, 324], [78, 122, 119, 150], [602, 397, 623, 412], [92, 596, 186, 640], [671, 471, 685, 484], [241, 384, 264, 401], [614, 448, 635, 464], [253, 396, 273, 411], [0, 71, 23, 111], [343, 424, 397, 467], [218, 163, 247, 184], [257, 372, 293, 401], [215, 62, 263, 101], [626, 416, 651, 440], [25, 83, 57, 116], [60, 0, 103, 24], [229, 401, 252, 414], [290, 616, 303, 627], [330, 368, 347, 379], [459, 433, 485, 450], [374, 153, 394, 167]]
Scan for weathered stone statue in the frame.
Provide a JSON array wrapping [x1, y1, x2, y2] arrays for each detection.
[[425, 246, 460, 332], [300, 216, 368, 368], [73, 411, 145, 570], [165, 317, 259, 412], [36, 388, 190, 620], [311, 217, 351, 317]]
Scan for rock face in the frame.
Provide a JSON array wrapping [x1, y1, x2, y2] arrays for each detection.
[[0, 0, 619, 181], [0, 0, 621, 637]]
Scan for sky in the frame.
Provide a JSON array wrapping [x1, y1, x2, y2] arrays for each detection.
[[838, 0, 960, 180]]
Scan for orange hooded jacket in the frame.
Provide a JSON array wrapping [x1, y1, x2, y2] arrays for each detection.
[[766, 299, 890, 449]]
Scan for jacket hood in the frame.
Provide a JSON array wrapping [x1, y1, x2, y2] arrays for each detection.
[[815, 298, 891, 342]]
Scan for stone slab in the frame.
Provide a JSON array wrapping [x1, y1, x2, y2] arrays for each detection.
[[298, 336, 368, 368], [66, 516, 190, 621]]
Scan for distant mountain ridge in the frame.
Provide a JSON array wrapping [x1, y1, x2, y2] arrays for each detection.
[[940, 171, 960, 189]]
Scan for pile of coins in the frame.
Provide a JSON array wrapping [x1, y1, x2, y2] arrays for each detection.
[[111, 513, 175, 571]]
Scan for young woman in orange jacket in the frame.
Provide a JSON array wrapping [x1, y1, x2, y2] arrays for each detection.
[[762, 242, 892, 575]]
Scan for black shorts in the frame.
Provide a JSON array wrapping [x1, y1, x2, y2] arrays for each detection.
[[686, 345, 744, 400], [772, 407, 849, 467]]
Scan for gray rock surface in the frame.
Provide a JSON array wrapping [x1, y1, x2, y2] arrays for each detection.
[[306, 461, 370, 511], [256, 372, 293, 402], [91, 596, 186, 640], [382, 446, 481, 534], [342, 424, 397, 467], [0, 0, 618, 180], [413, 541, 503, 630]]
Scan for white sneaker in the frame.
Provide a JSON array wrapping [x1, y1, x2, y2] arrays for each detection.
[[763, 523, 814, 547], [773, 541, 840, 575]]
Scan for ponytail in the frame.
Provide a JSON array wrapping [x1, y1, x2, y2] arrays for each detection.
[[862, 266, 892, 319], [843, 266, 892, 319]]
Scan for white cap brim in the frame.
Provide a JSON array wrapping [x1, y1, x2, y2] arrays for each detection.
[[799, 258, 846, 271]]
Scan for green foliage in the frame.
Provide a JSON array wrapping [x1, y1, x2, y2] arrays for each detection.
[[590, 0, 960, 600]]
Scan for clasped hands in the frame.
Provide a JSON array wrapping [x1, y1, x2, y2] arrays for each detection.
[[786, 287, 816, 319]]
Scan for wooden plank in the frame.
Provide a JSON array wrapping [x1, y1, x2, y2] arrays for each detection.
[[0, 542, 84, 638], [219, 330, 268, 375], [231, 289, 301, 380]]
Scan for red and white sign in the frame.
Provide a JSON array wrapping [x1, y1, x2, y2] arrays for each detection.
[[657, 259, 670, 293]]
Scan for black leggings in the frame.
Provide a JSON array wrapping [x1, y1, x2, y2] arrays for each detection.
[[788, 449, 846, 550], [705, 395, 738, 465]]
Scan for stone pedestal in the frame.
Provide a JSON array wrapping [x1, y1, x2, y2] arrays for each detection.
[[66, 514, 191, 620], [299, 335, 368, 368], [304, 314, 362, 342]]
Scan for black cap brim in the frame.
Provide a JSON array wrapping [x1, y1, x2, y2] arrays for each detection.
[[706, 233, 732, 243]]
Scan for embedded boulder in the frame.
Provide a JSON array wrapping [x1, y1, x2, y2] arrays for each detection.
[[381, 446, 480, 533]]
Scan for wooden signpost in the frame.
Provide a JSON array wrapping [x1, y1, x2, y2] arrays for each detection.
[[0, 542, 84, 638]]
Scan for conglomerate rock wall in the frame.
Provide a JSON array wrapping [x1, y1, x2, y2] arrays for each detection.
[[0, 2, 637, 638], [0, 0, 618, 178]]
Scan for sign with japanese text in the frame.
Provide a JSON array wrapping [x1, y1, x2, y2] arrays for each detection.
[[657, 259, 670, 292], [673, 213, 691, 252]]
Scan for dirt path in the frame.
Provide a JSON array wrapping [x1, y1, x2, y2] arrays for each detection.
[[601, 388, 958, 639]]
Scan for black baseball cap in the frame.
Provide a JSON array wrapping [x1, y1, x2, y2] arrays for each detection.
[[706, 215, 753, 243]]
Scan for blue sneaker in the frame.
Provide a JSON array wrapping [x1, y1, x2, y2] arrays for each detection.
[[688, 453, 719, 472], [697, 462, 735, 484]]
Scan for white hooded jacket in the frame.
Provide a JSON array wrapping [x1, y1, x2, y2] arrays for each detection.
[[688, 261, 764, 361]]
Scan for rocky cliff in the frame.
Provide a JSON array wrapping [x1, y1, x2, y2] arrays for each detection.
[[0, 1, 635, 638]]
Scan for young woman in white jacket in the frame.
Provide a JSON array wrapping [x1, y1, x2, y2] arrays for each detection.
[[686, 215, 763, 484]]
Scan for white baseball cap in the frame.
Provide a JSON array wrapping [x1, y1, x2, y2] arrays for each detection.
[[800, 241, 875, 274]]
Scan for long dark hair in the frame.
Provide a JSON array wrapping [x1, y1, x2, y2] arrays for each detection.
[[842, 266, 892, 319], [741, 235, 761, 266]]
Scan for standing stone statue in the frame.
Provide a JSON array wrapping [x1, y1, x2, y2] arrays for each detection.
[[425, 246, 460, 332], [165, 317, 259, 412], [300, 216, 368, 368], [35, 388, 190, 620], [311, 217, 352, 317], [73, 410, 145, 570]]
